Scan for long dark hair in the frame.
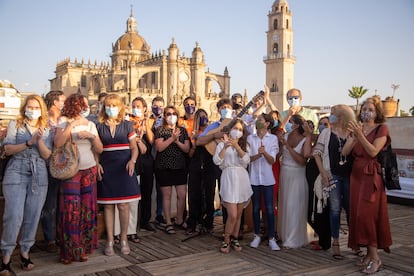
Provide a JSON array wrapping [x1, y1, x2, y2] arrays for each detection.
[[232, 118, 248, 152], [291, 114, 305, 135]]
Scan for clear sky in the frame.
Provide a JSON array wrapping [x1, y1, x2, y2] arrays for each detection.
[[1, 0, 413, 112]]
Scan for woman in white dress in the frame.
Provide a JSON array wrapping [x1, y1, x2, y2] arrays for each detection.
[[213, 119, 252, 253], [278, 114, 313, 248]]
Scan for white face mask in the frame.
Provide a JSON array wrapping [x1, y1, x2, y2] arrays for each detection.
[[288, 97, 300, 107], [167, 115, 178, 125], [25, 109, 42, 120], [229, 129, 243, 139], [132, 108, 143, 117], [80, 107, 90, 118]]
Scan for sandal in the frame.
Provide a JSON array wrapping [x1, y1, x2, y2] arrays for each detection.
[[362, 259, 382, 274], [20, 254, 34, 271], [220, 241, 230, 253], [120, 240, 130, 255], [165, 224, 176, 235], [127, 234, 141, 243], [231, 239, 242, 252], [0, 260, 11, 276], [104, 241, 114, 256], [356, 256, 372, 267], [353, 249, 365, 257], [332, 243, 344, 260]]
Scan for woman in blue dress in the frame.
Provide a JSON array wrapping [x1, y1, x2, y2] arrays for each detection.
[[96, 94, 141, 256]]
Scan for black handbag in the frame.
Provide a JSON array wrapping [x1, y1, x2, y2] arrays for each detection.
[[376, 126, 401, 190]]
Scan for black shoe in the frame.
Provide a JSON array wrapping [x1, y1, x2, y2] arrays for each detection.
[[155, 215, 166, 225], [141, 223, 156, 232]]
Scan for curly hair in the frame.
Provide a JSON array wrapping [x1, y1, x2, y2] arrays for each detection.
[[358, 96, 386, 124], [98, 94, 125, 123], [62, 93, 88, 119], [17, 94, 48, 128]]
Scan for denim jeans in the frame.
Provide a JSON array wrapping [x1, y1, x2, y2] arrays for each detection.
[[329, 174, 350, 239], [251, 185, 275, 238], [1, 156, 48, 256], [40, 174, 61, 242]]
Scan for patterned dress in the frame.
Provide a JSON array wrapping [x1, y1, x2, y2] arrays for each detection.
[[97, 121, 141, 204]]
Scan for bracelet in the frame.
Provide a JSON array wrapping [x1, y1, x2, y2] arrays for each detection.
[[25, 140, 32, 148]]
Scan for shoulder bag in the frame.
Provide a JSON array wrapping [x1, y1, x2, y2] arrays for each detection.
[[375, 126, 401, 190], [49, 135, 79, 180]]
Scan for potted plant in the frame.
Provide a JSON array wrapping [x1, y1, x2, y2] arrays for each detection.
[[382, 84, 399, 117]]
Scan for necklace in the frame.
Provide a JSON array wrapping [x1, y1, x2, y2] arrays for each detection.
[[336, 133, 347, 166]]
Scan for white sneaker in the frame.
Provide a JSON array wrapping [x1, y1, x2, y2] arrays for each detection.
[[249, 234, 261, 248], [269, 238, 280, 251]]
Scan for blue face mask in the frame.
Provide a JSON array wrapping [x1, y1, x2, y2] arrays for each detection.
[[199, 116, 208, 127], [220, 108, 233, 119], [318, 125, 326, 134], [132, 108, 142, 117], [152, 106, 163, 117], [329, 114, 337, 124], [185, 105, 196, 115], [285, 122, 292, 133], [80, 107, 90, 118], [105, 107, 119, 118], [288, 97, 300, 107]]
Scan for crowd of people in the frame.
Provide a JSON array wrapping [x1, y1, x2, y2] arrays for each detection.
[[0, 87, 392, 275]]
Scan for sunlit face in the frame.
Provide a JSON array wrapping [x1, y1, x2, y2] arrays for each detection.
[[232, 121, 244, 132], [361, 102, 375, 113], [132, 100, 145, 112], [152, 100, 164, 109], [105, 99, 119, 109], [184, 99, 196, 108], [54, 95, 66, 110], [26, 99, 41, 111], [219, 103, 232, 112]]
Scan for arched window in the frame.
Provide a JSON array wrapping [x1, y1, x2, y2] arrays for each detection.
[[286, 19, 289, 29], [273, 43, 278, 53], [273, 19, 278, 30], [81, 75, 87, 88]]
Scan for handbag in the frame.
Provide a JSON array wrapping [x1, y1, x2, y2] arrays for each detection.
[[375, 126, 401, 190], [49, 136, 79, 180]]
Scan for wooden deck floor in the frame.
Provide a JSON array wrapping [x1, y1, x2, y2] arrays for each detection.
[[10, 202, 414, 276]]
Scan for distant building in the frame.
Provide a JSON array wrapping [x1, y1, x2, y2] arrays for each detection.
[[50, 8, 230, 119]]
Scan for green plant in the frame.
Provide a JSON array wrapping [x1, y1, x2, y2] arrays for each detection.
[[348, 86, 368, 112]]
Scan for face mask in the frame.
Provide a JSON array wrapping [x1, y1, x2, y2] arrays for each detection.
[[285, 122, 292, 133], [361, 111, 375, 122], [185, 105, 196, 115], [132, 108, 143, 117], [318, 125, 326, 134], [25, 109, 42, 120], [105, 107, 119, 118], [255, 121, 265, 130], [80, 107, 90, 118], [220, 108, 233, 120], [288, 98, 300, 107], [167, 115, 178, 125], [232, 103, 242, 110], [273, 120, 279, 128], [230, 129, 243, 139], [199, 116, 208, 127], [329, 114, 337, 124], [152, 106, 163, 117]]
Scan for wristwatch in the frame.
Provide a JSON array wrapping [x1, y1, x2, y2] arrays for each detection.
[[26, 140, 32, 148]]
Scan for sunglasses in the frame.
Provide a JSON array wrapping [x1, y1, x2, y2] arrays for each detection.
[[166, 112, 177, 116], [288, 96, 300, 100]]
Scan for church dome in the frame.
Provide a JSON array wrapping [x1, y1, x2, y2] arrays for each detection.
[[114, 32, 150, 52]]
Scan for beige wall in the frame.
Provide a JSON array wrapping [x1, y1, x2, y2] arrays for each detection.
[[387, 117, 414, 150]]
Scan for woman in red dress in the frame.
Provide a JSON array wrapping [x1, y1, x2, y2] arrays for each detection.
[[342, 97, 392, 274]]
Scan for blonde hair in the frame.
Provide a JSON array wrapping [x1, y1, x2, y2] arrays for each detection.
[[98, 94, 125, 123], [17, 94, 48, 128], [331, 104, 356, 129]]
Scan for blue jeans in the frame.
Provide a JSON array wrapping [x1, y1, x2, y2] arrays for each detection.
[[329, 174, 350, 239], [40, 174, 61, 242], [1, 157, 48, 256], [251, 185, 275, 238]]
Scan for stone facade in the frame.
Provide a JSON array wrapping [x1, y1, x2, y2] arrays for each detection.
[[50, 9, 230, 120]]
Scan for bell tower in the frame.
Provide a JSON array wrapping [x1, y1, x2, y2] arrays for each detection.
[[264, 0, 295, 111]]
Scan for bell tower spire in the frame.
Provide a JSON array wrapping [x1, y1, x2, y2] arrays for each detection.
[[264, 0, 295, 111], [126, 4, 137, 33]]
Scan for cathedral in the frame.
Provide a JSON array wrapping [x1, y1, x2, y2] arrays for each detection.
[[50, 0, 294, 115], [50, 9, 230, 118]]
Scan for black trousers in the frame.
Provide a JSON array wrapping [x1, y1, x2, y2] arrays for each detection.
[[138, 158, 154, 226]]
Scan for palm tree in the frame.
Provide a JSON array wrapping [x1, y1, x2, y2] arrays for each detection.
[[348, 86, 368, 112], [409, 106, 414, 116]]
